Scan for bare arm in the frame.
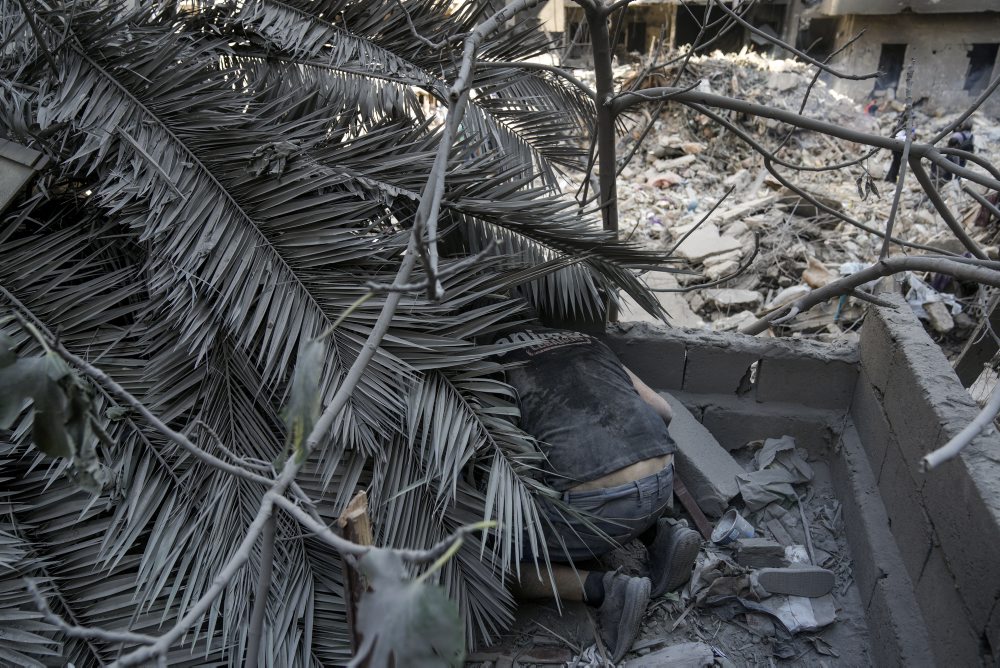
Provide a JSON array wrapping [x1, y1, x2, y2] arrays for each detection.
[[624, 366, 673, 425]]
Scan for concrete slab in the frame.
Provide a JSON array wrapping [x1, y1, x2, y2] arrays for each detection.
[[661, 393, 742, 517]]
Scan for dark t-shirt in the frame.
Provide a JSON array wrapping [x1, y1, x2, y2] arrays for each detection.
[[494, 327, 675, 491]]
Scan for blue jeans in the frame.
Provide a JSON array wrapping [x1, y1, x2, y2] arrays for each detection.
[[535, 464, 674, 562]]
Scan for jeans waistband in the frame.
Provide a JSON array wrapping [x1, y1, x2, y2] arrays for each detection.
[[561, 463, 673, 502]]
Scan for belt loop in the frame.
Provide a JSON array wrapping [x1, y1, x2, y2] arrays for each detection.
[[633, 480, 642, 507]]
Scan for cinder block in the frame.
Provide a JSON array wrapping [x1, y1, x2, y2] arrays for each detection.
[[697, 396, 841, 454], [849, 372, 894, 477], [876, 444, 934, 583], [603, 336, 686, 391], [681, 345, 758, 395], [916, 547, 982, 667], [734, 538, 785, 568], [920, 444, 1000, 632], [830, 426, 934, 667], [858, 307, 893, 395], [661, 393, 742, 518], [866, 578, 936, 668], [755, 356, 857, 410]]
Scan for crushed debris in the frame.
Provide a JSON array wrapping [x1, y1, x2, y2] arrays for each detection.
[[600, 49, 1000, 352]]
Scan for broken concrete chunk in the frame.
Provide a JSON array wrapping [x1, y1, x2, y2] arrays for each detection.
[[735, 537, 787, 568], [672, 223, 742, 263], [711, 310, 756, 332], [704, 288, 763, 309], [625, 641, 714, 667], [763, 284, 810, 311], [704, 259, 741, 281], [923, 300, 954, 333], [802, 256, 835, 288], [662, 393, 743, 517]]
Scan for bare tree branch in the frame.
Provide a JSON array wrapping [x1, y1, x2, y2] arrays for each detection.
[[685, 101, 960, 256], [708, 0, 877, 81], [478, 61, 597, 99], [928, 72, 1000, 145], [965, 185, 1000, 222], [923, 380, 1000, 470], [26, 579, 159, 646], [742, 257, 1000, 335], [880, 59, 915, 260], [610, 87, 1000, 192], [908, 157, 988, 259]]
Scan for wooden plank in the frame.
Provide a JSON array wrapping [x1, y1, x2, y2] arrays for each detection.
[[337, 491, 373, 654]]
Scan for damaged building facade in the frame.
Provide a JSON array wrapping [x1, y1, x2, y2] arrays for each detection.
[[801, 0, 1000, 114], [539, 0, 1000, 114]]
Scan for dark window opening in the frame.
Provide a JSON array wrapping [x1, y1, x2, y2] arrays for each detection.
[[625, 21, 647, 53], [965, 43, 999, 95], [875, 43, 907, 93]]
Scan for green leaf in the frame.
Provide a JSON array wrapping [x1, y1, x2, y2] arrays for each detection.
[[30, 379, 72, 459], [282, 338, 325, 460], [350, 550, 465, 668], [0, 359, 45, 430], [105, 406, 129, 421]]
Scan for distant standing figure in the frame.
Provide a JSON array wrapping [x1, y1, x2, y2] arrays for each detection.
[[885, 125, 915, 183]]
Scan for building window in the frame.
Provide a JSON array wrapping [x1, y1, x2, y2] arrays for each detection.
[[874, 43, 907, 93], [965, 43, 999, 95]]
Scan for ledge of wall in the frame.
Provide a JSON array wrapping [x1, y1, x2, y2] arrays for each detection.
[[854, 294, 1000, 665], [604, 321, 859, 411]]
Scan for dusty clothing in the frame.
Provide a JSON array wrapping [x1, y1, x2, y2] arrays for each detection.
[[494, 327, 675, 491], [533, 464, 674, 560]]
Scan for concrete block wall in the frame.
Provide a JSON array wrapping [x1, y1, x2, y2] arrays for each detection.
[[852, 294, 1000, 666], [603, 322, 858, 451], [607, 308, 1000, 665]]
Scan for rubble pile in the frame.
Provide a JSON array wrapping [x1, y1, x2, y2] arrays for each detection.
[[608, 50, 1000, 348]]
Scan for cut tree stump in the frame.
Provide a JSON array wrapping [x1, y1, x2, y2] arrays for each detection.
[[337, 490, 373, 653]]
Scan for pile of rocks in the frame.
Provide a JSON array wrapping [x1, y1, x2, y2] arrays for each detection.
[[606, 49, 1000, 348]]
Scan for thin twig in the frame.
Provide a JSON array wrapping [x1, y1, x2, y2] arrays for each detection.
[[965, 186, 1000, 222], [928, 72, 1000, 145], [708, 0, 877, 81], [478, 61, 596, 99], [651, 231, 761, 293], [27, 579, 158, 646], [667, 185, 735, 255], [909, 157, 988, 259], [879, 59, 915, 260], [742, 257, 1000, 335]]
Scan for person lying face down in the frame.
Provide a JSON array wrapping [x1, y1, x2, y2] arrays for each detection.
[[494, 325, 700, 663]]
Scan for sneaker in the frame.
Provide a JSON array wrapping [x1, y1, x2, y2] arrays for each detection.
[[597, 572, 650, 664], [648, 519, 701, 597]]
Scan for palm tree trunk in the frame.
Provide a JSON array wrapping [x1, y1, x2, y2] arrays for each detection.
[[588, 5, 619, 236]]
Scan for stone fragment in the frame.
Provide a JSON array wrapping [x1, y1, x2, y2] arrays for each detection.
[[704, 288, 762, 309], [673, 224, 742, 263], [662, 394, 743, 517], [702, 249, 742, 267], [625, 642, 714, 667], [764, 284, 810, 311], [735, 537, 787, 568], [923, 301, 954, 333], [704, 259, 740, 281], [647, 171, 684, 188], [681, 141, 706, 154], [712, 310, 756, 331], [802, 257, 835, 288]]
